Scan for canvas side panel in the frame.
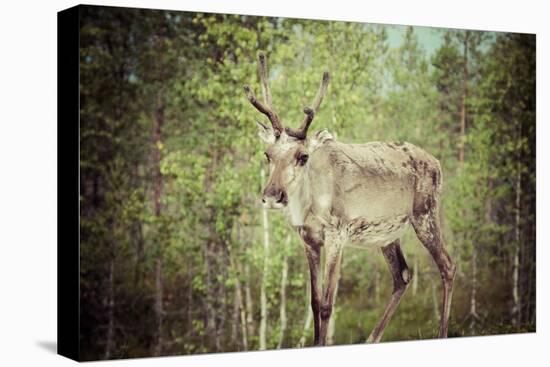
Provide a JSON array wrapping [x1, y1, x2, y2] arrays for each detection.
[[57, 5, 80, 362]]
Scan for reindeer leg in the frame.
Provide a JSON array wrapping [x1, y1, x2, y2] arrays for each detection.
[[300, 226, 324, 346], [303, 243, 322, 345], [319, 239, 344, 346], [367, 239, 412, 343], [411, 197, 456, 338]]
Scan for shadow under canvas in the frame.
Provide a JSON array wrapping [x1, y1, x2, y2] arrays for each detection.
[[36, 341, 57, 354]]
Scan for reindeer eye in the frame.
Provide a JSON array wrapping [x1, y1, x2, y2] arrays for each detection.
[[297, 153, 309, 166], [264, 152, 271, 163]]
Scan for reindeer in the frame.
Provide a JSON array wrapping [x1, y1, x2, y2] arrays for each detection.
[[243, 52, 456, 346]]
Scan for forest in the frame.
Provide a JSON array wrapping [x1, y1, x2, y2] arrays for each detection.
[[78, 5, 536, 360]]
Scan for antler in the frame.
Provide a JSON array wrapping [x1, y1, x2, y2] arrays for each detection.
[[286, 71, 330, 140], [243, 52, 284, 137]]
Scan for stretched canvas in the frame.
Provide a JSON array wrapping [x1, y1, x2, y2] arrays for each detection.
[[58, 4, 536, 361]]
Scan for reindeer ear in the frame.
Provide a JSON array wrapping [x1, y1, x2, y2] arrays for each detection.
[[306, 129, 334, 153], [256, 120, 276, 144]]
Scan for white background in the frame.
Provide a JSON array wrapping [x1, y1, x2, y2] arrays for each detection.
[[0, 0, 547, 365]]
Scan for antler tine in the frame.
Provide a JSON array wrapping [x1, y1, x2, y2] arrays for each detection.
[[243, 52, 284, 137], [286, 71, 330, 140], [258, 52, 272, 107], [312, 71, 330, 112]]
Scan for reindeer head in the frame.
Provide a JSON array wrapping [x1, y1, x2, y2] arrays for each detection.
[[244, 52, 330, 209]]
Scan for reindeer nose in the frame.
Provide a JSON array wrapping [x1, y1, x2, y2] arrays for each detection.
[[262, 186, 287, 206]]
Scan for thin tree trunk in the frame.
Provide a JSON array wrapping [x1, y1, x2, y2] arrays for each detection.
[[469, 244, 478, 333], [512, 161, 522, 327], [104, 256, 115, 359], [234, 231, 249, 350], [259, 168, 270, 350], [298, 309, 313, 348], [152, 92, 165, 356], [277, 236, 290, 349], [297, 279, 313, 348], [226, 236, 248, 351], [216, 245, 229, 351], [430, 277, 441, 322], [186, 265, 193, 340], [485, 179, 493, 223], [459, 32, 478, 335], [235, 223, 252, 348], [459, 31, 469, 164], [204, 242, 217, 350], [131, 162, 145, 288], [244, 261, 255, 339], [528, 219, 535, 325], [412, 255, 419, 296], [153, 258, 164, 356], [231, 283, 239, 349], [237, 269, 249, 351], [131, 220, 145, 288], [374, 261, 380, 304], [202, 147, 223, 352]]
